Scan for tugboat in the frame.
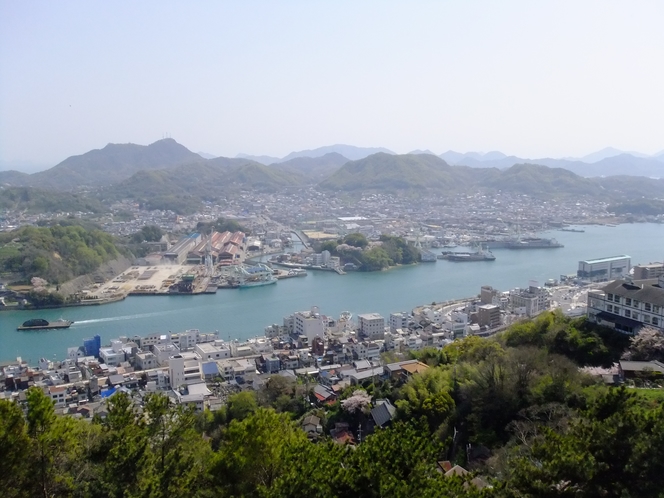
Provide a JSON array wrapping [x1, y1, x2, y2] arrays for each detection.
[[17, 318, 74, 331]]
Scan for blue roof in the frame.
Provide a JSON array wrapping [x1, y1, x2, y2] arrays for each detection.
[[201, 362, 219, 375], [100, 387, 117, 398]]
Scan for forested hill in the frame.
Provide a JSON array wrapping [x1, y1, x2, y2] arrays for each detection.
[[1, 139, 203, 189], [0, 186, 106, 213], [101, 159, 304, 214], [0, 222, 123, 284], [318, 152, 481, 191]]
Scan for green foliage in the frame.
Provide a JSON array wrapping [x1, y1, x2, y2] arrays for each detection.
[[0, 399, 31, 498], [504, 387, 664, 497], [211, 408, 307, 496], [608, 199, 664, 216], [131, 225, 163, 243], [396, 368, 455, 430], [0, 222, 122, 284], [501, 311, 628, 367], [379, 234, 421, 264], [343, 232, 368, 248], [0, 186, 106, 213], [226, 391, 258, 422]]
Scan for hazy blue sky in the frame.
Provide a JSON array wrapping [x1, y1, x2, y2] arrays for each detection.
[[1, 1, 663, 168]]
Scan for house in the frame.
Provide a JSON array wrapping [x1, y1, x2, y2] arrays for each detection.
[[301, 415, 323, 437], [619, 360, 664, 379], [313, 384, 336, 405], [371, 399, 396, 428]]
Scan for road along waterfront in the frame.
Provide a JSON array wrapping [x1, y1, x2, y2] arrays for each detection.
[[1, 223, 663, 363]]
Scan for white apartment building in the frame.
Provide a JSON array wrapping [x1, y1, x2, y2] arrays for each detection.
[[293, 307, 325, 342], [358, 313, 385, 340], [168, 354, 203, 388], [99, 340, 127, 367], [389, 312, 409, 332], [195, 342, 231, 361], [154, 343, 181, 366]]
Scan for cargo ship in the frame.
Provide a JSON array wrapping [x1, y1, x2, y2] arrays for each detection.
[[506, 237, 564, 249], [439, 245, 496, 262], [234, 263, 277, 288], [17, 318, 74, 331], [481, 236, 564, 250]]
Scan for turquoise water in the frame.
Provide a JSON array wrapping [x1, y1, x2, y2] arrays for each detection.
[[2, 223, 664, 363]]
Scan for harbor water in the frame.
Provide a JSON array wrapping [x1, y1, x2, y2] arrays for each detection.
[[2, 223, 664, 363]]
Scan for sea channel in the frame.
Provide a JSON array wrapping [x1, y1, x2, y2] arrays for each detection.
[[2, 223, 664, 363]]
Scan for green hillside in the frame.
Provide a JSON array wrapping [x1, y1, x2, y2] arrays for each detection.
[[481, 163, 596, 196], [270, 152, 349, 181], [103, 159, 303, 213], [0, 222, 123, 284], [318, 153, 475, 191], [0, 186, 106, 213]]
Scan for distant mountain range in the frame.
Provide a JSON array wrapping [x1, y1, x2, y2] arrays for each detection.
[[439, 148, 664, 178], [1, 139, 663, 215], [237, 144, 394, 165]]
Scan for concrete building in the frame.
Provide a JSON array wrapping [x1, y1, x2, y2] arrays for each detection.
[[587, 275, 664, 334], [311, 250, 331, 266], [293, 307, 325, 343], [477, 304, 502, 329], [358, 313, 385, 340], [577, 255, 631, 282], [99, 340, 127, 367], [135, 352, 158, 370], [168, 354, 203, 387], [633, 262, 664, 280], [510, 284, 551, 317], [389, 312, 409, 333], [195, 342, 231, 361], [163, 233, 202, 264]]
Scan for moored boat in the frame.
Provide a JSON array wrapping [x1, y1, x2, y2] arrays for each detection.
[[17, 318, 74, 331]]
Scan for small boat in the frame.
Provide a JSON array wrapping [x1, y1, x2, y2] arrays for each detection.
[[17, 318, 74, 331]]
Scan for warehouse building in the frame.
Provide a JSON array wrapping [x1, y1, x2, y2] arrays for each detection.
[[577, 255, 631, 282]]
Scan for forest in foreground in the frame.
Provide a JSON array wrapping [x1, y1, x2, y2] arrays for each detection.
[[2, 312, 664, 498]]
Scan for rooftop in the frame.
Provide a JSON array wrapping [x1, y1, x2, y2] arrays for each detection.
[[580, 255, 631, 265]]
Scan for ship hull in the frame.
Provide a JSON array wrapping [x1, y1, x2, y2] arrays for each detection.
[[17, 320, 73, 331]]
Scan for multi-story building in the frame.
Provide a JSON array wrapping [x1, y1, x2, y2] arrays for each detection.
[[389, 312, 409, 332], [587, 275, 664, 334], [477, 304, 502, 329], [195, 342, 231, 361], [577, 255, 631, 282], [510, 285, 551, 317], [293, 307, 325, 342], [633, 262, 664, 280], [358, 313, 385, 340], [99, 340, 128, 366], [168, 354, 203, 387]]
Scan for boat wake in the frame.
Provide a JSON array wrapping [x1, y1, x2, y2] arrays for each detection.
[[73, 309, 182, 325]]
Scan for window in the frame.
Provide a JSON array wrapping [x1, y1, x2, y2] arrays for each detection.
[[607, 293, 614, 301], [624, 310, 631, 318], [633, 300, 639, 308], [607, 304, 613, 313], [644, 315, 651, 323], [645, 303, 652, 312], [654, 317, 660, 326], [654, 305, 661, 314], [625, 298, 632, 306]]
